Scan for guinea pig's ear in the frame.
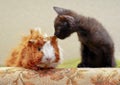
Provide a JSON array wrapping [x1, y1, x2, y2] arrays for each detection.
[[30, 29, 34, 35], [53, 6, 71, 15], [28, 39, 36, 45]]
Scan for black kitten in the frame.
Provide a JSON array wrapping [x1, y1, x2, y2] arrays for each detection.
[[53, 7, 116, 67]]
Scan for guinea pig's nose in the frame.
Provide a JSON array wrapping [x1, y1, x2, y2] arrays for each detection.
[[46, 58, 51, 62]]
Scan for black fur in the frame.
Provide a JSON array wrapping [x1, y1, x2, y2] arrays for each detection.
[[53, 7, 116, 67]]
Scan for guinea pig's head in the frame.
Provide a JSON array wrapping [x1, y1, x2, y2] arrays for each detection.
[[23, 29, 62, 68], [39, 36, 63, 68]]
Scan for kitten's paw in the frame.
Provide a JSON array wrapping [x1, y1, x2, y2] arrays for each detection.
[[77, 63, 86, 68]]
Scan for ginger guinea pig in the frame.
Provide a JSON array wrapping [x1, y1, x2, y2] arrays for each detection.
[[5, 29, 63, 70]]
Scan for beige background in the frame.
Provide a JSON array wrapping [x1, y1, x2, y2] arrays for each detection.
[[0, 0, 120, 65]]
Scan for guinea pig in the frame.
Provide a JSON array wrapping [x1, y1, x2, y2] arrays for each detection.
[[5, 29, 63, 70]]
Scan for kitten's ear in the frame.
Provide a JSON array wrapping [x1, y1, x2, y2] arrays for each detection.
[[62, 15, 75, 25], [53, 6, 71, 15], [63, 15, 74, 22]]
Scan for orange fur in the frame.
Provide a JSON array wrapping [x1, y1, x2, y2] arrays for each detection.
[[50, 36, 60, 62], [5, 29, 60, 70]]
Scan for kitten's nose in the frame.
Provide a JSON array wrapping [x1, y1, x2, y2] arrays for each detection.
[[54, 32, 59, 37]]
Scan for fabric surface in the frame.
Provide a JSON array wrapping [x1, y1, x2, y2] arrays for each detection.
[[0, 67, 120, 85]]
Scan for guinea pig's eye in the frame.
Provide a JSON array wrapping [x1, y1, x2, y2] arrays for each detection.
[[38, 47, 41, 51]]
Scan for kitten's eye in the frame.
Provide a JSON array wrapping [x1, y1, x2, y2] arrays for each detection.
[[38, 47, 41, 51], [63, 21, 68, 26], [57, 26, 61, 29]]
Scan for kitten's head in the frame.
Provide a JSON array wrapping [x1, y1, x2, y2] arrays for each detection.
[[53, 7, 78, 39]]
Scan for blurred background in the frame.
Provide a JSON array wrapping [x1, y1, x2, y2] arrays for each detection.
[[0, 0, 120, 66]]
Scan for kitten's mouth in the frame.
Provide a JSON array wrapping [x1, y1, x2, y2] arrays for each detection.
[[54, 33, 68, 39], [57, 36, 66, 39]]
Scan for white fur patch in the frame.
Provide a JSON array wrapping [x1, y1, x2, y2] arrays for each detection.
[[40, 40, 63, 68], [43, 33, 48, 38], [41, 41, 56, 64], [34, 27, 42, 33]]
